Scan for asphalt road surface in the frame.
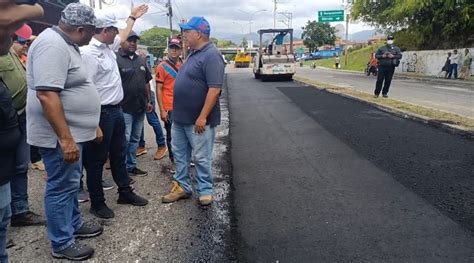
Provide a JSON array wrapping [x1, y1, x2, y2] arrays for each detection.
[[296, 67, 474, 118], [228, 69, 474, 262]]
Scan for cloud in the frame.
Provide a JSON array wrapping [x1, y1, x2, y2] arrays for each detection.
[[82, 0, 373, 38]]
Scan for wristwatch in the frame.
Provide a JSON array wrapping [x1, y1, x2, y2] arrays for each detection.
[[128, 16, 136, 21]]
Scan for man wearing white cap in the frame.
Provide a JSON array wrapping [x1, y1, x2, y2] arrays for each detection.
[[81, 4, 149, 220]]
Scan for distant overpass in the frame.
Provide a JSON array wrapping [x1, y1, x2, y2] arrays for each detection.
[[218, 47, 259, 55]]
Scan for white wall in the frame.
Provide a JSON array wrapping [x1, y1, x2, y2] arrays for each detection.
[[395, 48, 473, 77]]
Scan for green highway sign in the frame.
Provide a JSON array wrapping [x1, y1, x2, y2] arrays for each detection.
[[318, 10, 345, 22]]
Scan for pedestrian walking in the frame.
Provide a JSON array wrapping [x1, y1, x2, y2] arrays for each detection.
[[448, 49, 460, 79], [335, 54, 340, 69], [0, 24, 46, 228], [116, 31, 155, 171], [373, 35, 402, 98], [459, 48, 472, 79], [80, 7, 149, 220], [161, 17, 225, 206], [26, 3, 104, 260], [442, 52, 451, 79], [0, 2, 43, 260], [155, 37, 183, 172]]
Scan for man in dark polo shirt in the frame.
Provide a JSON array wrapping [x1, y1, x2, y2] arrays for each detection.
[[116, 31, 153, 176], [162, 16, 225, 206]]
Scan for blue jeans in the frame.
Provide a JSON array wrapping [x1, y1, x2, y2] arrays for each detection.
[[171, 122, 215, 196], [139, 91, 166, 148], [10, 115, 30, 216], [83, 105, 132, 206], [0, 183, 11, 263], [39, 143, 83, 252], [124, 111, 145, 171], [448, 63, 458, 79]]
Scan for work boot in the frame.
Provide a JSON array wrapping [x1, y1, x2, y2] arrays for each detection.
[[162, 181, 191, 203], [199, 195, 213, 206], [74, 222, 103, 239], [52, 240, 94, 261], [136, 146, 147, 157], [117, 191, 149, 206], [30, 160, 45, 171], [10, 211, 45, 227], [154, 146, 168, 160], [90, 203, 114, 219]]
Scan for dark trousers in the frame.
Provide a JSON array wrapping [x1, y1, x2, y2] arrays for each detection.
[[30, 146, 41, 163], [164, 111, 174, 162], [83, 105, 132, 206], [374, 66, 395, 95], [448, 63, 458, 79]]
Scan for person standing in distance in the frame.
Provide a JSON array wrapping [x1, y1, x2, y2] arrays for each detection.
[[373, 35, 402, 98], [162, 17, 225, 206]]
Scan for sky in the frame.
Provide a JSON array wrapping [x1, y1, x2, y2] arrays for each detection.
[[79, 0, 375, 39]]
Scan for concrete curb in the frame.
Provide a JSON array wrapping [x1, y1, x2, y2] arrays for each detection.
[[293, 76, 474, 140]]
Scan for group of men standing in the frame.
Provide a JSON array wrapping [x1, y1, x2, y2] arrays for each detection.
[[1, 1, 224, 261]]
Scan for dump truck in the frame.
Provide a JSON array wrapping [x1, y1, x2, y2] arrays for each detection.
[[253, 28, 295, 81], [234, 50, 252, 68]]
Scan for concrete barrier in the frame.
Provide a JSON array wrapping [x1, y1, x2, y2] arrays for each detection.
[[396, 48, 473, 77]]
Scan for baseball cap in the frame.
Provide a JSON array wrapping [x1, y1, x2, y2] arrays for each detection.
[[95, 10, 127, 29], [127, 31, 140, 40], [60, 3, 96, 27], [179, 16, 210, 35], [168, 38, 181, 48], [15, 24, 32, 39]]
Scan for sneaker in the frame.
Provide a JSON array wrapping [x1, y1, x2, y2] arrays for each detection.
[[30, 160, 45, 171], [52, 240, 94, 261], [10, 211, 45, 227], [162, 181, 191, 203], [117, 191, 149, 206], [382, 94, 388, 98], [74, 222, 103, 238], [128, 167, 148, 177], [78, 189, 90, 203], [136, 146, 147, 157], [153, 146, 168, 160], [102, 180, 114, 191], [199, 195, 213, 206], [90, 204, 115, 219], [170, 162, 176, 174]]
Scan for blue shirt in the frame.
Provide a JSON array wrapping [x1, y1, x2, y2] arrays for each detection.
[[173, 42, 225, 127]]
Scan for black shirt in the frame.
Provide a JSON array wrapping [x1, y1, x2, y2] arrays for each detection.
[[116, 50, 153, 115]]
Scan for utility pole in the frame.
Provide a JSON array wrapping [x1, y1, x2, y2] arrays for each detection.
[[167, 0, 173, 38], [273, 0, 277, 29], [344, 13, 349, 66], [278, 12, 292, 28]]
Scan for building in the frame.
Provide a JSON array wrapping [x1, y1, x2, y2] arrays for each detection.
[[283, 40, 308, 54]]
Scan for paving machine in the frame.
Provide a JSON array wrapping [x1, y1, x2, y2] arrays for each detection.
[[253, 28, 295, 81], [234, 49, 252, 68]]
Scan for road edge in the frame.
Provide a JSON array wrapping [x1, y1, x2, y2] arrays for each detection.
[[293, 75, 474, 140]]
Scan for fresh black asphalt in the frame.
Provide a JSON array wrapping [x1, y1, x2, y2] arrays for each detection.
[[227, 71, 474, 262]]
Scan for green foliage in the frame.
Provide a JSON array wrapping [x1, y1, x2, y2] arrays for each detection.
[[140, 26, 180, 48], [216, 39, 237, 48], [225, 54, 235, 62], [301, 21, 337, 52], [351, 0, 474, 50], [307, 44, 383, 72]]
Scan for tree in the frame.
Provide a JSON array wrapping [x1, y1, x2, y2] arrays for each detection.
[[351, 0, 474, 50], [301, 21, 337, 52], [216, 39, 237, 48], [139, 26, 180, 58]]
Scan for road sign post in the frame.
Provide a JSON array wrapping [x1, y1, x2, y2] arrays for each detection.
[[318, 10, 345, 22]]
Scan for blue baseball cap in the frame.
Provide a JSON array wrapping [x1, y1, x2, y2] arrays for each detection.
[[179, 16, 210, 35]]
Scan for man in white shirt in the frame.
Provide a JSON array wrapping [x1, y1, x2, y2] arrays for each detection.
[[448, 49, 460, 79], [80, 5, 149, 219]]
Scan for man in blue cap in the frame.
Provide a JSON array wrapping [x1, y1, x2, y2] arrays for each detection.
[[162, 16, 225, 206]]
